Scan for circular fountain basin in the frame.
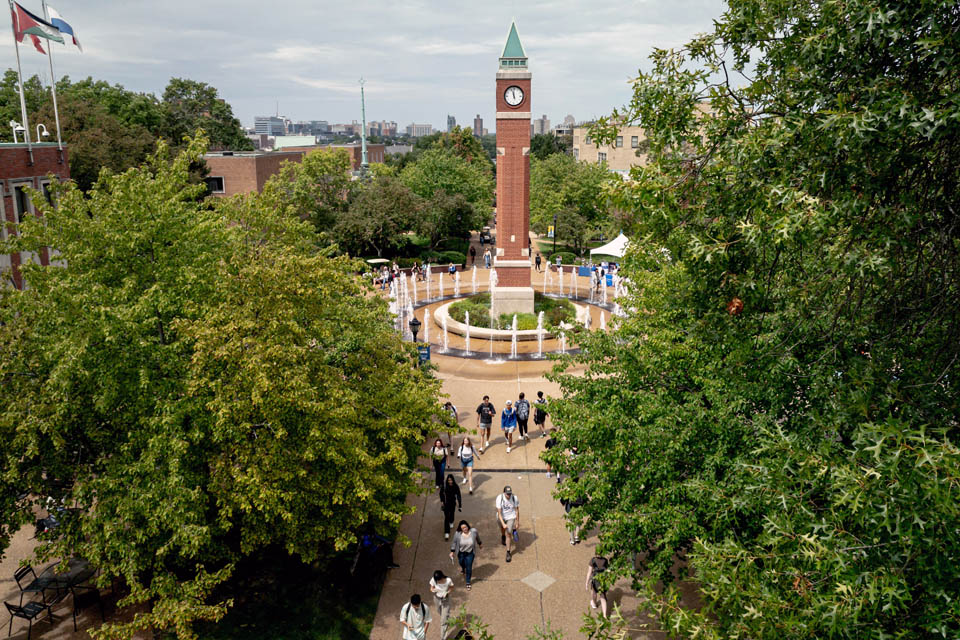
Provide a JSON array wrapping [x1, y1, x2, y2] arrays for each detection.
[[432, 300, 590, 342]]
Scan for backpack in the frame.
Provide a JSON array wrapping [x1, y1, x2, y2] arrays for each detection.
[[516, 399, 530, 420], [534, 400, 547, 423]]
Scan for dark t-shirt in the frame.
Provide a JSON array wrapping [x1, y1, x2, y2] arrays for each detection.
[[544, 437, 557, 450], [476, 402, 496, 424]]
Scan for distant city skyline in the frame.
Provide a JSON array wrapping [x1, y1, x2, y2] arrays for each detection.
[[1, 1, 726, 131]]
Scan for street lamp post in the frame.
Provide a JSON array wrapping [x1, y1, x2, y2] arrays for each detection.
[[409, 316, 422, 343], [552, 212, 557, 256]]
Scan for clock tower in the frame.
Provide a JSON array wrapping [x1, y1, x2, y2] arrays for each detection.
[[492, 21, 535, 317]]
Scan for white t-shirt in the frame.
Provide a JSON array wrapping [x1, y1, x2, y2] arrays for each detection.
[[496, 493, 519, 520], [400, 602, 432, 640], [430, 576, 453, 598]]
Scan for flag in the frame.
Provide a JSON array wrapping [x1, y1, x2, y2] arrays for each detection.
[[45, 5, 80, 51], [10, 2, 64, 53]]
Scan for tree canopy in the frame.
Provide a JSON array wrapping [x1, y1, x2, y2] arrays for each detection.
[[547, 0, 960, 638], [0, 137, 442, 639], [0, 72, 252, 190], [529, 153, 612, 254]]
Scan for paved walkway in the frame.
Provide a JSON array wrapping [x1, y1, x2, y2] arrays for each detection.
[[368, 368, 661, 640]]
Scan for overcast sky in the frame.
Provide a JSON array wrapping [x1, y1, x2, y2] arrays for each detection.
[[4, 0, 727, 130]]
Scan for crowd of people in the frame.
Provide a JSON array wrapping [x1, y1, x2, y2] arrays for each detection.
[[398, 391, 610, 639]]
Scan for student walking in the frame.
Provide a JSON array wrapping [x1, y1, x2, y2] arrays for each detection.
[[457, 437, 478, 494], [515, 392, 531, 441], [399, 594, 432, 640], [439, 475, 462, 539], [501, 400, 518, 452], [544, 428, 558, 479], [449, 520, 483, 590], [561, 476, 585, 544], [586, 556, 610, 618], [475, 395, 496, 451], [535, 253, 542, 272], [534, 391, 549, 437], [496, 486, 520, 562], [470, 246, 477, 264], [483, 249, 492, 269], [442, 401, 458, 448], [430, 439, 447, 489], [430, 570, 455, 640]]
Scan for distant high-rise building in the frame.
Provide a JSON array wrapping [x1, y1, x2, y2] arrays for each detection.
[[563, 114, 576, 127], [254, 116, 285, 136], [406, 123, 434, 138], [531, 114, 551, 136], [447, 115, 456, 132], [473, 114, 483, 137]]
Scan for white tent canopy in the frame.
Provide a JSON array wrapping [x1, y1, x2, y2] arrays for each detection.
[[590, 233, 629, 258]]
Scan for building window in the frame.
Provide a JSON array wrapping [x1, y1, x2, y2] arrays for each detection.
[[585, 136, 592, 145], [598, 152, 607, 163], [205, 177, 225, 193], [631, 136, 639, 148], [573, 148, 579, 160], [13, 184, 32, 224], [616, 136, 623, 147]]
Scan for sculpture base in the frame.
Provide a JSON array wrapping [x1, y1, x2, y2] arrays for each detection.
[[491, 286, 535, 317]]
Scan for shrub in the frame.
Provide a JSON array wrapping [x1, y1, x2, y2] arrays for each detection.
[[419, 251, 443, 264], [437, 237, 470, 255], [549, 251, 577, 265], [439, 251, 466, 265], [497, 312, 539, 331], [448, 298, 491, 327]]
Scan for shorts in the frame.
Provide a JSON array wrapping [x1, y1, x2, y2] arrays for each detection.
[[461, 458, 474, 468], [480, 422, 492, 430], [502, 425, 516, 433], [591, 579, 606, 595], [502, 517, 517, 531]]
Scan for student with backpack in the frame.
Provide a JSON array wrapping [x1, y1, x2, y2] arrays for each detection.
[[399, 594, 432, 640], [439, 475, 462, 539], [495, 485, 520, 562], [475, 395, 496, 452], [533, 391, 548, 437], [586, 556, 610, 618], [500, 400, 518, 453], [515, 392, 531, 442]]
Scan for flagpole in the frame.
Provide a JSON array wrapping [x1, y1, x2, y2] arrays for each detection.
[[8, 0, 33, 165], [40, 0, 63, 162]]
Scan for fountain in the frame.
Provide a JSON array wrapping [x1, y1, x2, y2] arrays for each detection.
[[426, 264, 432, 300], [424, 308, 431, 343], [600, 312, 606, 331], [489, 313, 495, 359], [543, 269, 550, 294], [442, 314, 449, 351], [464, 311, 471, 354], [573, 269, 578, 298], [406, 302, 414, 339], [454, 270, 461, 297], [439, 271, 445, 299], [472, 267, 478, 294], [510, 315, 518, 359], [536, 311, 544, 358], [560, 331, 567, 355], [558, 266, 564, 294], [602, 278, 608, 306], [410, 274, 417, 305]]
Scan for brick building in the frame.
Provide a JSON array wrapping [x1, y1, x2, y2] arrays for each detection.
[[572, 124, 649, 175], [0, 143, 70, 289], [203, 150, 307, 197]]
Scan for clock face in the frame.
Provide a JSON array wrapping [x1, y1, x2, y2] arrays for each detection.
[[504, 85, 524, 107]]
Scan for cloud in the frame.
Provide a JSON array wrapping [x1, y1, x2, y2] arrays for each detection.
[[266, 45, 342, 62]]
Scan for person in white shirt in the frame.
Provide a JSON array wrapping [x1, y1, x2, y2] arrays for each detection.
[[495, 485, 520, 562], [399, 594, 431, 640], [429, 570, 455, 640]]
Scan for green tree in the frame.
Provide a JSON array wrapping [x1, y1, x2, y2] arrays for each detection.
[[260, 147, 355, 239], [34, 93, 156, 191], [530, 133, 569, 160], [0, 137, 442, 639], [161, 77, 252, 151], [333, 175, 420, 256], [399, 147, 493, 246], [529, 153, 611, 251], [547, 0, 960, 638]]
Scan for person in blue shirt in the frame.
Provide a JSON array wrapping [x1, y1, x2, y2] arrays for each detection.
[[501, 400, 518, 453]]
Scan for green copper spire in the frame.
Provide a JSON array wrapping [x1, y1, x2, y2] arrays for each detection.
[[501, 21, 526, 59]]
